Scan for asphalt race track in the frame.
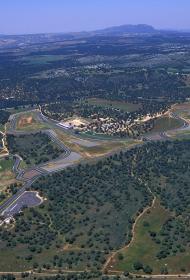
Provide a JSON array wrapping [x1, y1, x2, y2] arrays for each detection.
[[0, 109, 84, 221], [0, 107, 189, 222]]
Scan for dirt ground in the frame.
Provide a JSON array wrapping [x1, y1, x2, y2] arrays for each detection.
[[60, 117, 89, 127], [17, 115, 36, 129]]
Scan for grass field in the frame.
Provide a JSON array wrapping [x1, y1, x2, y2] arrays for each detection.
[[0, 157, 16, 191], [151, 116, 183, 133], [111, 199, 190, 274], [22, 55, 67, 65], [0, 158, 13, 172], [86, 98, 141, 112], [0, 244, 59, 272], [55, 129, 139, 159], [0, 124, 5, 133], [172, 102, 190, 120], [7, 106, 36, 114], [168, 127, 190, 139]]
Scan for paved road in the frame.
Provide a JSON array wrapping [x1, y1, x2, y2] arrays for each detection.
[[0, 110, 75, 220], [0, 178, 35, 215], [1, 107, 189, 221], [1, 191, 42, 218], [143, 111, 190, 141]]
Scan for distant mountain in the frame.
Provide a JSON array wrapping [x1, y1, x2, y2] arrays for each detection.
[[94, 24, 156, 35]]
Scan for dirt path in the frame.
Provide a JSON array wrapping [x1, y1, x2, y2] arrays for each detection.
[[103, 190, 156, 273], [105, 270, 190, 279], [0, 128, 9, 157], [0, 269, 89, 276]]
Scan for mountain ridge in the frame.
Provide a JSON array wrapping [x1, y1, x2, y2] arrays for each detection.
[[0, 24, 157, 37], [94, 24, 156, 35]]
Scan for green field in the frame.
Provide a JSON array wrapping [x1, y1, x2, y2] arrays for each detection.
[[22, 55, 67, 65], [0, 157, 15, 195], [113, 198, 190, 274], [0, 158, 13, 172], [151, 116, 183, 133], [86, 98, 141, 112], [171, 130, 190, 140], [7, 105, 38, 115], [113, 199, 170, 273], [0, 124, 5, 133]]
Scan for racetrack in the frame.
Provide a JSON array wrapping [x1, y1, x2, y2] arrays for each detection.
[[0, 110, 80, 220], [1, 105, 189, 221]]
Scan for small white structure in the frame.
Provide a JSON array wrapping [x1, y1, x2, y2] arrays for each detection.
[[57, 122, 73, 129]]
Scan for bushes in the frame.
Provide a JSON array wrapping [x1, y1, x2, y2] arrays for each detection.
[[133, 261, 152, 274], [0, 110, 10, 125], [7, 133, 64, 166], [1, 140, 190, 271]]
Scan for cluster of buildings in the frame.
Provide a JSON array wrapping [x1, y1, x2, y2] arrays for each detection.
[[72, 117, 132, 136], [56, 112, 157, 137]]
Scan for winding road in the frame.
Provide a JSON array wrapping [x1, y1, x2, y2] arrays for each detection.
[[0, 110, 80, 220], [0, 106, 189, 222], [0, 105, 190, 278]]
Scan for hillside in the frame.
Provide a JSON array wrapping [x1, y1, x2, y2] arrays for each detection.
[[95, 24, 156, 35]]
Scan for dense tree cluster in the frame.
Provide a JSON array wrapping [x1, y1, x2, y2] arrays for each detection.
[[0, 207, 57, 253], [0, 110, 10, 125], [1, 33, 190, 110], [0, 275, 15, 280], [0, 273, 135, 280], [42, 99, 169, 138], [7, 133, 64, 166], [32, 157, 151, 251], [1, 140, 190, 270]]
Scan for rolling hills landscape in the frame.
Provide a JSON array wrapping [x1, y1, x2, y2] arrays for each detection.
[[1, 2, 190, 280]]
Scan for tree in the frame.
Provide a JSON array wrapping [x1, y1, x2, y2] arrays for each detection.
[[143, 265, 153, 274], [133, 261, 143, 270]]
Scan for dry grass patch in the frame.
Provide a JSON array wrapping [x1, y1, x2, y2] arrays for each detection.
[[16, 112, 47, 131], [55, 129, 139, 159]]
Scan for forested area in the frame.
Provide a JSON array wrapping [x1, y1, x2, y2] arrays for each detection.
[[1, 32, 190, 109], [6, 133, 64, 166], [42, 99, 169, 137], [0, 273, 132, 280], [0, 110, 10, 125], [1, 140, 190, 271], [1, 31, 190, 275], [43, 99, 168, 122]]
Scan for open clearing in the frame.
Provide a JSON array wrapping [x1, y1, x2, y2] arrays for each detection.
[[16, 111, 48, 131], [22, 55, 67, 65], [55, 129, 139, 159], [151, 116, 183, 133], [58, 117, 90, 130], [0, 241, 60, 272], [0, 124, 5, 133], [86, 98, 141, 112], [172, 102, 190, 120], [110, 199, 190, 274], [0, 158, 16, 190]]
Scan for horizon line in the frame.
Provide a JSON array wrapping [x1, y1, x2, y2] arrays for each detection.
[[0, 23, 189, 37]]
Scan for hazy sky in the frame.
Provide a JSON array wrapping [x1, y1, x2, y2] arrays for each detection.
[[1, 0, 190, 35]]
